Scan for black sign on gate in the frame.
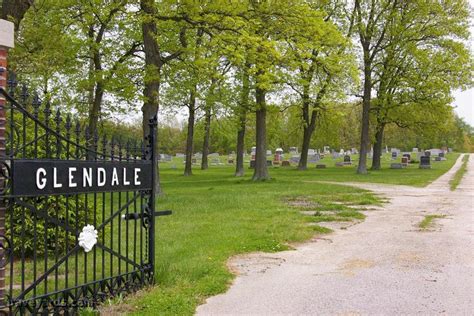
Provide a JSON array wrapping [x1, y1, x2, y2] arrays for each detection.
[[0, 78, 166, 314], [12, 160, 152, 196]]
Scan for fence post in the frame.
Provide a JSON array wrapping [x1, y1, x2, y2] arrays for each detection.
[[0, 20, 14, 308], [147, 115, 157, 280]]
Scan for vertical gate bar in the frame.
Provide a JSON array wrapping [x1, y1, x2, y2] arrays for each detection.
[[118, 140, 122, 277], [21, 112, 25, 158], [110, 138, 115, 277], [65, 115, 71, 294], [74, 122, 80, 298], [133, 142, 138, 268], [140, 142, 144, 267], [101, 135, 106, 282], [0, 22, 14, 308], [148, 116, 157, 277], [43, 100, 51, 298], [125, 142, 130, 275], [32, 93, 40, 302], [84, 129, 89, 286], [93, 131, 98, 302], [55, 109, 61, 297]]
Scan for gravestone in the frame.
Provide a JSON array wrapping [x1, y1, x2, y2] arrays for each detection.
[[281, 160, 291, 167], [391, 163, 404, 169], [227, 159, 234, 164], [308, 154, 320, 163], [401, 157, 408, 166], [266, 160, 273, 166], [343, 155, 352, 165], [402, 153, 411, 161], [419, 156, 431, 169], [290, 155, 300, 163], [424, 150, 431, 157], [316, 164, 326, 169], [332, 152, 340, 159], [249, 160, 255, 169], [412, 148, 418, 152], [335, 162, 345, 167], [439, 152, 445, 158], [210, 158, 221, 165], [391, 151, 398, 159]]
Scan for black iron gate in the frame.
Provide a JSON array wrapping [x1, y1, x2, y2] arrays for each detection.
[[0, 77, 161, 314]]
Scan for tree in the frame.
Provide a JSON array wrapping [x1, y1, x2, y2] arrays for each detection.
[[234, 62, 251, 176], [367, 0, 472, 169], [352, 0, 399, 174], [140, 0, 185, 192], [282, 3, 355, 170], [1, 0, 33, 31]]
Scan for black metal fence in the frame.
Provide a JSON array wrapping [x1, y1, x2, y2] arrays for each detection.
[[0, 76, 159, 314]]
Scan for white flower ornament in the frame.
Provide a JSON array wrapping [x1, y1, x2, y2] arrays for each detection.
[[78, 224, 98, 252]]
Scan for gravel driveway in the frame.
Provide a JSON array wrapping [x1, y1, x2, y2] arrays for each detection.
[[197, 154, 474, 315]]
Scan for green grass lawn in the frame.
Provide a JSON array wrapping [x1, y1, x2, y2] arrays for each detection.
[[449, 154, 469, 190], [94, 152, 460, 315]]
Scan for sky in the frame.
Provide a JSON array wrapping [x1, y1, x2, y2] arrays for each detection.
[[452, 0, 474, 126]]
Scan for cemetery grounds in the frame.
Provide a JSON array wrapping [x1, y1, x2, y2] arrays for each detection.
[[88, 152, 461, 315]]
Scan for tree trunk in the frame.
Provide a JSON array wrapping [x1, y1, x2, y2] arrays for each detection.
[[184, 89, 196, 176], [298, 125, 313, 170], [87, 82, 103, 137], [235, 118, 246, 176], [201, 106, 211, 170], [297, 87, 317, 171], [252, 86, 270, 181], [371, 124, 385, 170], [235, 64, 250, 177], [1, 0, 33, 31], [357, 55, 372, 174], [141, 0, 163, 193]]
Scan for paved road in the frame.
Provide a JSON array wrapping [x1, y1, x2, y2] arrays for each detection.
[[197, 154, 474, 315]]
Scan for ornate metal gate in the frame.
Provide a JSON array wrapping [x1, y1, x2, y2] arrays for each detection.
[[0, 77, 162, 314]]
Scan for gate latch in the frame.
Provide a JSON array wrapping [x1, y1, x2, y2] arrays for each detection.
[[122, 210, 172, 220]]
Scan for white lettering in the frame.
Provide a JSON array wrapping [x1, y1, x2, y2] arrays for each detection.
[[134, 168, 141, 185], [68, 167, 77, 187], [97, 168, 106, 187], [111, 168, 119, 186], [123, 168, 130, 185], [83, 168, 92, 187], [36, 168, 47, 190], [53, 167, 62, 188]]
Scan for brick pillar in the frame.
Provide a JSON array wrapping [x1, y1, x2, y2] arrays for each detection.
[[0, 19, 14, 308]]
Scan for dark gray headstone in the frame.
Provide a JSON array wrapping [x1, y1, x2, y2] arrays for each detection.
[[424, 151, 431, 157], [344, 155, 351, 162], [249, 160, 255, 169], [420, 156, 431, 169], [439, 152, 445, 158]]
